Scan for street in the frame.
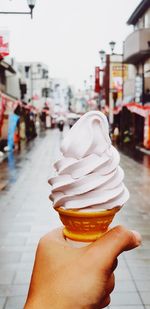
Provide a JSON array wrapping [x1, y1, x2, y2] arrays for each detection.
[[0, 128, 150, 309]]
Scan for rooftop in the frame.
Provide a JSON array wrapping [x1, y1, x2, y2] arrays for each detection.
[[127, 0, 150, 25]]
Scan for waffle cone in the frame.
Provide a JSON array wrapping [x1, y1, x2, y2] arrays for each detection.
[[56, 206, 120, 242]]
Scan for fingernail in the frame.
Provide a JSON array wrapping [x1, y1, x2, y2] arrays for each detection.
[[131, 230, 142, 246]]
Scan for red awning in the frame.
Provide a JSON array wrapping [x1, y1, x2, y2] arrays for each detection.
[[125, 102, 150, 118]]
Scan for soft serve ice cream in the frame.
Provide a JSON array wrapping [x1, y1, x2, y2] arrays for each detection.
[[49, 111, 129, 212]]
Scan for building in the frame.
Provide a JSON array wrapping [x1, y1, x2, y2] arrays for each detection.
[[123, 0, 150, 149], [51, 78, 70, 114], [18, 62, 51, 111]]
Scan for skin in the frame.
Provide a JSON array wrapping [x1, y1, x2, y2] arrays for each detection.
[[24, 225, 141, 309]]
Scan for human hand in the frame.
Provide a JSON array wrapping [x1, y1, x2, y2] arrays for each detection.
[[24, 226, 141, 309]]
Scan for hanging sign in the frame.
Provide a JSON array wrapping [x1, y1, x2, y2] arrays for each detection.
[[94, 67, 100, 93], [0, 94, 6, 134], [110, 63, 128, 99], [144, 115, 150, 149], [0, 30, 9, 59], [135, 75, 142, 103]]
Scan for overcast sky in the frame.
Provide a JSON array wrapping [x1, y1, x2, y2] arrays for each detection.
[[0, 0, 141, 90]]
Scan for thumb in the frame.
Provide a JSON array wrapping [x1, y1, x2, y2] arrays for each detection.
[[87, 225, 141, 269]]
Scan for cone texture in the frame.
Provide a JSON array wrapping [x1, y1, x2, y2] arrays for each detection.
[[56, 206, 120, 242]]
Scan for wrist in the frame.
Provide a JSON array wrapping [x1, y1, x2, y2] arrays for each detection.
[[24, 296, 76, 309]]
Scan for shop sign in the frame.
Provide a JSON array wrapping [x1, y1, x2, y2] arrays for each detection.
[[0, 30, 9, 58], [110, 63, 128, 99], [144, 115, 150, 149], [135, 75, 142, 103], [94, 66, 100, 93], [0, 94, 6, 132]]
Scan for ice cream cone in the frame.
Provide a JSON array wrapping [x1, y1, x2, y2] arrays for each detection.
[[56, 206, 120, 242]]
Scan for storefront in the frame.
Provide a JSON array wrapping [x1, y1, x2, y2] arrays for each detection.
[[119, 102, 150, 150]]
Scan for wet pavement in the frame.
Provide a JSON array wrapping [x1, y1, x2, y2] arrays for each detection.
[[0, 128, 150, 309]]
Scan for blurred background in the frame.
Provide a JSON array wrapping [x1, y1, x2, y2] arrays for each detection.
[[0, 0, 150, 308]]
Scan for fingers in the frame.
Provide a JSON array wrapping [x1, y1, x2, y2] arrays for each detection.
[[40, 228, 67, 245], [105, 273, 115, 295], [88, 225, 141, 270], [100, 295, 111, 308], [111, 258, 118, 272], [99, 274, 115, 308]]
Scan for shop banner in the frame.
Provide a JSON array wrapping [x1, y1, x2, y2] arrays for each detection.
[[110, 63, 128, 99], [0, 94, 6, 132], [94, 67, 100, 93], [125, 102, 150, 118], [144, 115, 150, 149], [8, 113, 19, 151], [0, 30, 9, 58], [113, 101, 150, 117]]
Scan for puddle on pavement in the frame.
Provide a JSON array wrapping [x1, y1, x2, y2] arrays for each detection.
[[0, 140, 35, 190]]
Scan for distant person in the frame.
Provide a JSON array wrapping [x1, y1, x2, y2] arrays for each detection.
[[25, 110, 31, 142], [69, 118, 75, 128], [29, 114, 37, 139], [58, 120, 64, 132], [40, 110, 46, 130]]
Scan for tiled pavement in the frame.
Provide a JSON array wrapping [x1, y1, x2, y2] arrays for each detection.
[[0, 128, 150, 309]]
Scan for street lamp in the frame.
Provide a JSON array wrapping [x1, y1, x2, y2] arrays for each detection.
[[27, 0, 36, 18], [0, 0, 36, 19], [109, 41, 116, 54], [89, 75, 93, 91], [99, 50, 106, 63], [98, 50, 109, 110], [99, 41, 126, 133]]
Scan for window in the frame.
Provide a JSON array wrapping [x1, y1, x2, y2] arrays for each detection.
[[144, 9, 150, 28], [134, 15, 145, 30], [25, 66, 30, 78], [42, 88, 49, 97], [138, 16, 145, 29], [42, 69, 48, 79]]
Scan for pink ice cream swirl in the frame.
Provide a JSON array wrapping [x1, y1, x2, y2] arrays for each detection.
[[49, 111, 129, 212]]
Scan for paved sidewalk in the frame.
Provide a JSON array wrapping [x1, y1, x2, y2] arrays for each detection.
[[0, 128, 150, 309]]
